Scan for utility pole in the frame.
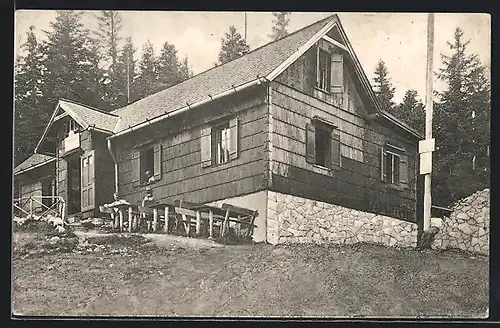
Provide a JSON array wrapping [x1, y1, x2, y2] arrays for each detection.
[[420, 13, 435, 232], [127, 51, 130, 104], [244, 12, 248, 41]]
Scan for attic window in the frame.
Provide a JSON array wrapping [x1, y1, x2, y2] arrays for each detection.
[[64, 119, 78, 137], [316, 44, 344, 94], [316, 48, 331, 91]]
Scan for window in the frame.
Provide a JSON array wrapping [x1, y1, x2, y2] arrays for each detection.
[[64, 119, 78, 137], [306, 117, 341, 169], [131, 143, 162, 186], [201, 117, 239, 167], [140, 147, 155, 184], [214, 122, 231, 165], [316, 43, 344, 94], [381, 144, 408, 188], [316, 48, 331, 91]]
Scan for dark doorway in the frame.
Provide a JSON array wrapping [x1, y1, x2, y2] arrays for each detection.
[[67, 156, 81, 215], [41, 178, 53, 208]]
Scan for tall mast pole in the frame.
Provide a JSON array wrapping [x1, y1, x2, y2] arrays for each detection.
[[244, 12, 248, 40], [127, 50, 130, 104], [423, 13, 435, 231]]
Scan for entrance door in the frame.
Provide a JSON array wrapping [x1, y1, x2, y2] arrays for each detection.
[[67, 156, 81, 214], [81, 150, 95, 212]]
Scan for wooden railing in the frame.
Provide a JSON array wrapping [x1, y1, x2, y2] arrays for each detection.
[[13, 196, 66, 222], [100, 200, 258, 241]]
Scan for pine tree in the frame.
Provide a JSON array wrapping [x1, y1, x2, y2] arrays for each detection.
[[115, 36, 137, 106], [157, 41, 183, 87], [372, 59, 396, 112], [133, 40, 161, 101], [395, 89, 425, 135], [433, 27, 490, 206], [94, 10, 123, 109], [40, 11, 107, 111], [218, 26, 250, 65], [14, 26, 47, 164], [269, 12, 291, 41], [179, 56, 193, 80]]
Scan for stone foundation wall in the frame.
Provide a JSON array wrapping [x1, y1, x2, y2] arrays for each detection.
[[431, 189, 489, 255], [267, 191, 418, 247]]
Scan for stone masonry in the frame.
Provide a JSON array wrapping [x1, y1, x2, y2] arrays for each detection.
[[431, 188, 489, 255], [267, 191, 418, 247]]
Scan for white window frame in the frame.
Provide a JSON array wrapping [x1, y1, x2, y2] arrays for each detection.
[[384, 150, 401, 185]]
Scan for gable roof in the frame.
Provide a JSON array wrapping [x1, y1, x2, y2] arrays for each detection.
[[110, 15, 334, 134], [34, 14, 421, 148], [34, 99, 119, 153], [107, 14, 421, 140], [14, 154, 55, 176]]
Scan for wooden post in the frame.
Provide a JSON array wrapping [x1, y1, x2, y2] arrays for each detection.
[[423, 13, 435, 232], [221, 210, 230, 237], [119, 209, 124, 232], [183, 214, 190, 236], [132, 212, 137, 230], [153, 208, 158, 232], [195, 211, 201, 236], [209, 210, 214, 239], [29, 198, 33, 219], [128, 207, 133, 233], [146, 213, 151, 232], [164, 206, 169, 234], [236, 215, 242, 237]]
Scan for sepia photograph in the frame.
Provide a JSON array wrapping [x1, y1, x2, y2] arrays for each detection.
[[12, 11, 490, 318]]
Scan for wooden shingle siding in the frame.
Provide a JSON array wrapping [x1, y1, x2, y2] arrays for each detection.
[[269, 82, 417, 222], [116, 89, 268, 206]]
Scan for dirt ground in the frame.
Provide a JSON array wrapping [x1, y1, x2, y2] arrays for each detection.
[[12, 232, 489, 318]]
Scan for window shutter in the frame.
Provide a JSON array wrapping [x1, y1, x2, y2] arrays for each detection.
[[306, 123, 316, 163], [331, 130, 341, 166], [229, 117, 239, 160], [399, 154, 409, 188], [201, 127, 212, 167], [331, 53, 344, 94], [380, 147, 386, 182], [131, 150, 140, 186], [154, 144, 162, 181]]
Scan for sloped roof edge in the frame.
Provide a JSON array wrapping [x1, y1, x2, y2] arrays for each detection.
[[13, 154, 55, 176], [34, 99, 116, 153]]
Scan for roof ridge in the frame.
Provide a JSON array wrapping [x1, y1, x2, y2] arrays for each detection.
[[111, 14, 335, 115], [59, 98, 119, 117]]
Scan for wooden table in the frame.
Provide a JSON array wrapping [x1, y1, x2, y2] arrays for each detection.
[[101, 202, 131, 232]]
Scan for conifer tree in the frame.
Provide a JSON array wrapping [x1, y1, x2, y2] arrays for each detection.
[[94, 10, 123, 109], [269, 12, 291, 41], [218, 26, 250, 65], [433, 27, 490, 205], [372, 59, 396, 112], [115, 36, 137, 106], [395, 89, 425, 135], [14, 26, 46, 164]]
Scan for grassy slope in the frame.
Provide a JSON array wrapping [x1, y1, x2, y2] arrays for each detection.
[[12, 235, 488, 318]]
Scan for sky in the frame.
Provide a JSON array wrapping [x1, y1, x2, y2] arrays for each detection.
[[14, 11, 491, 103]]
